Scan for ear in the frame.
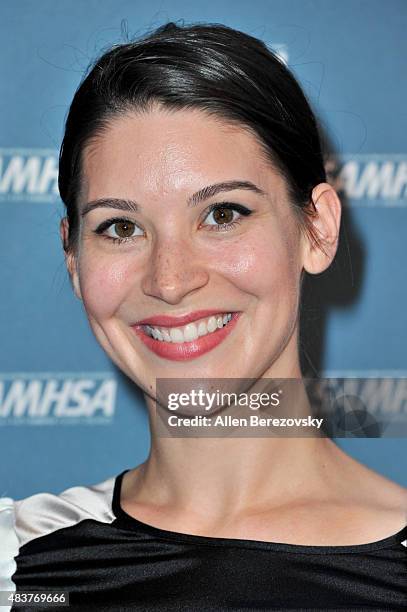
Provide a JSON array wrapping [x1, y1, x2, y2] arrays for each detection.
[[59, 217, 82, 300], [302, 182, 341, 275]]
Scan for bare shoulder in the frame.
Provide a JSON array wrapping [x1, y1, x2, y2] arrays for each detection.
[[119, 454, 406, 546], [329, 445, 407, 541], [261, 443, 407, 546]]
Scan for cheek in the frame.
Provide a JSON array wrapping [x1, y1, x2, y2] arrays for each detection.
[[78, 253, 130, 319], [213, 229, 300, 302]]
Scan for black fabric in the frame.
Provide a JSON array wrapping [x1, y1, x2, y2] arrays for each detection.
[[11, 469, 407, 611]]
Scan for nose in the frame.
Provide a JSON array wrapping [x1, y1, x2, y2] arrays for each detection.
[[141, 238, 210, 305]]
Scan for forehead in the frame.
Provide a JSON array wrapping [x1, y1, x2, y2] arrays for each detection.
[[81, 107, 283, 202]]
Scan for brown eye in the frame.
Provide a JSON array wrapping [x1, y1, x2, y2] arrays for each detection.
[[212, 207, 234, 224], [202, 203, 252, 231], [114, 221, 136, 238], [94, 217, 143, 243]]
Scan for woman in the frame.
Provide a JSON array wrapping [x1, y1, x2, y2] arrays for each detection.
[[1, 21, 406, 611]]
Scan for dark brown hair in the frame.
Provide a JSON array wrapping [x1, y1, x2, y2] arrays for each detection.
[[59, 21, 325, 252]]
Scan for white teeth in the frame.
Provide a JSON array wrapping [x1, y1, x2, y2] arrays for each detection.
[[207, 316, 217, 332], [144, 313, 233, 343], [184, 323, 199, 342], [170, 328, 184, 343], [197, 321, 207, 336], [151, 328, 160, 340], [161, 329, 171, 342]]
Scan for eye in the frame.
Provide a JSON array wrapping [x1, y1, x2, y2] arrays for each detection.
[[94, 217, 143, 244], [201, 203, 252, 231]]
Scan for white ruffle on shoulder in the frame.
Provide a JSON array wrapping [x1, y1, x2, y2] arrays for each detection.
[[0, 475, 116, 611], [0, 497, 18, 611]]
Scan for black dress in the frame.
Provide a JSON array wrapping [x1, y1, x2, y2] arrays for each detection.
[[3, 469, 406, 610]]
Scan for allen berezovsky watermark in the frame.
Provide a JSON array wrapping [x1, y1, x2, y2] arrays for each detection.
[[154, 378, 407, 438]]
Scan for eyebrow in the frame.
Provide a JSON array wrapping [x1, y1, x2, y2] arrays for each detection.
[[80, 180, 267, 217]]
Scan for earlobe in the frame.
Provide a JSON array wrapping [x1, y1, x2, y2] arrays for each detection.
[[68, 254, 83, 302], [302, 182, 341, 275], [59, 217, 82, 301]]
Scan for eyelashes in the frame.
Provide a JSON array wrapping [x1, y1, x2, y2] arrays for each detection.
[[93, 202, 253, 246], [93, 217, 143, 244]]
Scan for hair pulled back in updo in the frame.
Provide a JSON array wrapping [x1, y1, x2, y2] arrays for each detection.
[[59, 21, 326, 252]]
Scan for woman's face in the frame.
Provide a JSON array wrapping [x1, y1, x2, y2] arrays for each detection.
[[66, 107, 308, 395]]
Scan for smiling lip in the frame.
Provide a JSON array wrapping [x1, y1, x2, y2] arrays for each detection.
[[135, 309, 232, 327], [131, 312, 240, 361]]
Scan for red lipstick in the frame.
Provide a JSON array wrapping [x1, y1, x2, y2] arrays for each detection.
[[131, 312, 240, 361]]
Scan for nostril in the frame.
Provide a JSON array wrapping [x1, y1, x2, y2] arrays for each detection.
[[141, 263, 210, 304]]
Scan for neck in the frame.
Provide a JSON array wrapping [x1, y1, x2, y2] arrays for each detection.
[[132, 384, 337, 520], [127, 353, 337, 520], [132, 434, 337, 517]]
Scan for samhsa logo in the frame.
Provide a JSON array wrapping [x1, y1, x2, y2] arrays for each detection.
[[320, 372, 407, 437], [0, 148, 59, 202], [1, 148, 406, 206], [326, 154, 407, 205], [0, 373, 117, 425]]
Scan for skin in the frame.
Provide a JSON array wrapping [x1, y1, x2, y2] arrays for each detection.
[[60, 106, 407, 545]]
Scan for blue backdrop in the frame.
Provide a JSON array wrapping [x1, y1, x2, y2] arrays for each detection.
[[1, 0, 406, 499]]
